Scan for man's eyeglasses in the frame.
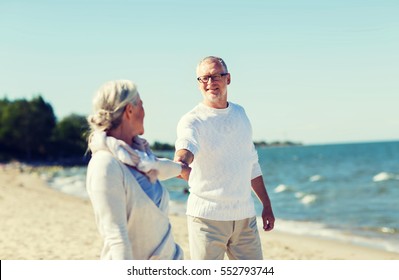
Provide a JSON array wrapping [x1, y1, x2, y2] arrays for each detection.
[[197, 73, 229, 83]]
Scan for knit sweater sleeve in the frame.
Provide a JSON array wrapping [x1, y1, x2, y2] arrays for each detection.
[[156, 158, 182, 181], [251, 143, 263, 179], [175, 113, 199, 156], [86, 152, 133, 259], [243, 106, 263, 180]]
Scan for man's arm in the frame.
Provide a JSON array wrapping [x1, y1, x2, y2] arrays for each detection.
[[251, 175, 275, 231], [174, 149, 194, 181]]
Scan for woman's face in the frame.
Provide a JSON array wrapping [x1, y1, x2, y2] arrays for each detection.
[[130, 95, 145, 136]]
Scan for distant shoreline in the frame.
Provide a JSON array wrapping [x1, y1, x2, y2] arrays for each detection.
[[254, 140, 303, 148]]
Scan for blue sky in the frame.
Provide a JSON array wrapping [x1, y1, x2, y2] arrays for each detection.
[[1, 0, 398, 145]]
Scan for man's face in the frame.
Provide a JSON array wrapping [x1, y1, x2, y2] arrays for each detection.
[[196, 60, 230, 109]]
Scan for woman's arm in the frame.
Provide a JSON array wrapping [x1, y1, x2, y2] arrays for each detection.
[[87, 154, 133, 259]]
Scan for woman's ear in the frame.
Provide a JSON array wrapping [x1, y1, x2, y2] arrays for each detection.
[[124, 103, 134, 118]]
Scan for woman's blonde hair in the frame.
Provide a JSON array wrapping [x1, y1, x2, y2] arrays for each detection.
[[87, 80, 139, 139]]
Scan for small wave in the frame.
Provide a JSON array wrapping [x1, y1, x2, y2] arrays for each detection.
[[309, 175, 323, 182], [359, 225, 398, 235], [295, 192, 305, 198], [380, 227, 397, 234], [44, 171, 88, 199], [295, 192, 317, 204], [372, 172, 396, 182], [301, 194, 317, 204], [274, 184, 288, 193], [51, 177, 88, 198]]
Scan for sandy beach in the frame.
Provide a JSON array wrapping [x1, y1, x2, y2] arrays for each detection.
[[1, 164, 398, 260]]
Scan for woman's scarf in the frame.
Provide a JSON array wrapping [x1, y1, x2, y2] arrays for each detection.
[[89, 131, 159, 183]]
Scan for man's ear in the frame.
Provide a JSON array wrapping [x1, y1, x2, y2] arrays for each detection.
[[227, 74, 231, 85]]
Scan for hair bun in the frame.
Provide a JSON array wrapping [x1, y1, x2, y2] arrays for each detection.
[[88, 109, 113, 131]]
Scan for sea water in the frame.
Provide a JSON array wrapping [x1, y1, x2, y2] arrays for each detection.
[[41, 141, 399, 253]]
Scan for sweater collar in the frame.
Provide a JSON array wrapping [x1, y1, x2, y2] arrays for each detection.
[[199, 102, 231, 114]]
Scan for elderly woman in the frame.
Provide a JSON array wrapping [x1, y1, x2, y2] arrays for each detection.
[[86, 80, 187, 260]]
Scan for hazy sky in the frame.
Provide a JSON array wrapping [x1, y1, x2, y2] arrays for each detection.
[[1, 0, 398, 145]]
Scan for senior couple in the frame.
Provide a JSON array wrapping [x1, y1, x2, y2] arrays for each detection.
[[86, 56, 275, 260]]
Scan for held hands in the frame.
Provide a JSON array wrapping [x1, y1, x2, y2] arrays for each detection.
[[178, 162, 191, 181], [174, 150, 193, 181]]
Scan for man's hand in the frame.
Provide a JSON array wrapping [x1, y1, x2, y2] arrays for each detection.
[[261, 205, 275, 231], [174, 149, 194, 181], [251, 176, 275, 231]]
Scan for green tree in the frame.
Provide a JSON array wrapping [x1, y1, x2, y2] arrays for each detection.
[[29, 96, 57, 157], [0, 98, 11, 160], [0, 96, 56, 160], [52, 114, 89, 158], [151, 141, 174, 151]]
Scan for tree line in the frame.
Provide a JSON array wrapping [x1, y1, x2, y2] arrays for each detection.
[[0, 96, 89, 164]]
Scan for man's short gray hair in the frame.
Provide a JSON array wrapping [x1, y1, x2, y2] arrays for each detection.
[[197, 56, 229, 73]]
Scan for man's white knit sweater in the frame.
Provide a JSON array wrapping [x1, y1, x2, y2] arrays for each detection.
[[175, 102, 262, 221]]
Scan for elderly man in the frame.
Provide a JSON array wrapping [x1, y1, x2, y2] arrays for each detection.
[[175, 56, 275, 260]]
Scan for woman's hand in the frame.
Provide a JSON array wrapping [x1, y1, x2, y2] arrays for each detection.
[[178, 162, 191, 181]]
